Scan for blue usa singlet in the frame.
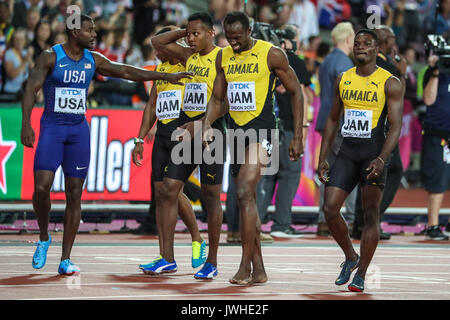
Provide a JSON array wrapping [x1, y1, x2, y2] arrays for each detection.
[[34, 44, 96, 178], [41, 44, 95, 124]]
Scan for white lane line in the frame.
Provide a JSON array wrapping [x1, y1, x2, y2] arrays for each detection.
[[0, 279, 449, 289]]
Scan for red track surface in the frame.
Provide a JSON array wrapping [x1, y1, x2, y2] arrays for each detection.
[[0, 232, 449, 300]]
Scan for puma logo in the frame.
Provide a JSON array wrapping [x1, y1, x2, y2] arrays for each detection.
[[251, 53, 259, 59], [206, 173, 216, 180], [207, 58, 213, 64], [370, 81, 379, 88]]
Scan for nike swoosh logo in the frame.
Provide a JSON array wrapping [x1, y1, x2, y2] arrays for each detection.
[[59, 64, 69, 68], [76, 166, 88, 170]]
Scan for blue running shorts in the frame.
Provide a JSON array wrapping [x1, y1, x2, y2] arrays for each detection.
[[34, 120, 90, 179]]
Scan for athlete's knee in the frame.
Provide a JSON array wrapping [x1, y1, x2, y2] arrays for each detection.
[[33, 183, 51, 199], [236, 184, 254, 207], [363, 204, 380, 228], [201, 187, 221, 208], [65, 186, 83, 205], [159, 180, 182, 203], [323, 201, 341, 222]]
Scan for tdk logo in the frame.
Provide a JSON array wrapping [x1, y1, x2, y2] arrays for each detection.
[[186, 84, 203, 90], [160, 91, 177, 98], [61, 89, 82, 96], [348, 110, 367, 117], [230, 83, 250, 90]]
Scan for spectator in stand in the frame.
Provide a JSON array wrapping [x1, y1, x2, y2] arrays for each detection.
[[402, 45, 422, 173], [50, 13, 66, 36], [209, 0, 228, 32], [41, 0, 60, 23], [287, 0, 319, 46], [424, 0, 449, 38], [0, 1, 14, 45], [1, 1, 15, 90], [163, 0, 190, 26], [398, 45, 421, 172], [3, 28, 33, 97], [258, 5, 277, 24], [277, 3, 293, 27], [421, 54, 450, 240], [31, 20, 52, 62], [11, 0, 41, 29], [25, 7, 41, 43], [316, 40, 331, 64], [53, 31, 66, 44], [304, 35, 321, 60], [132, 0, 165, 45]]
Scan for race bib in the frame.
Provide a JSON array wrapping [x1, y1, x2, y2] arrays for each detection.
[[228, 81, 256, 111], [54, 87, 86, 114], [183, 83, 207, 112], [156, 90, 182, 120], [444, 144, 450, 164], [341, 109, 373, 138]]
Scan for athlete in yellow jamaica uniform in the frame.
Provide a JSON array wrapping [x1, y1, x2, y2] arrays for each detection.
[[201, 12, 305, 285], [318, 29, 404, 292], [131, 26, 206, 275], [150, 12, 226, 279]]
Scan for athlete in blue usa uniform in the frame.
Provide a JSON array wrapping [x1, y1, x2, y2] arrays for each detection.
[[20, 14, 191, 275]]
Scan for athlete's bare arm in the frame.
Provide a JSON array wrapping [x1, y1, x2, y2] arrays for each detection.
[[203, 50, 228, 127], [151, 29, 192, 63], [318, 73, 344, 183], [132, 85, 158, 167], [21, 49, 55, 148], [268, 47, 304, 161], [366, 76, 403, 179], [92, 51, 192, 85]]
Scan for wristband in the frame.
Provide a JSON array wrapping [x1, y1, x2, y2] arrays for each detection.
[[134, 137, 145, 144], [377, 156, 385, 165]]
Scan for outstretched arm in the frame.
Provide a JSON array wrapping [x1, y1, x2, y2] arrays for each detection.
[[21, 49, 55, 148], [92, 51, 192, 85], [132, 85, 158, 167], [269, 47, 304, 160], [318, 73, 344, 183], [151, 29, 192, 63]]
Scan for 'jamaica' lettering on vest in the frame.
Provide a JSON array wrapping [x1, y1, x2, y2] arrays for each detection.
[[226, 63, 259, 75], [187, 64, 210, 77], [341, 89, 378, 103]]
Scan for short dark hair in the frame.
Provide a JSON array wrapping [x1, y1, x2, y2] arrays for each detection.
[[188, 12, 214, 30], [224, 11, 250, 30], [355, 29, 378, 45], [66, 14, 94, 37], [155, 26, 173, 36]]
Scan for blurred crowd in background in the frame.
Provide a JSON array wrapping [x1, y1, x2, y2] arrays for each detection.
[[0, 0, 449, 184]]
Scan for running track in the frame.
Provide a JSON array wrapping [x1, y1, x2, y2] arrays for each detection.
[[0, 233, 449, 300]]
